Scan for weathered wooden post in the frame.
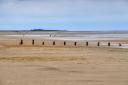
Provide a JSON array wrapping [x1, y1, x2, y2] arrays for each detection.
[[53, 41, 55, 45], [74, 42, 77, 46], [108, 42, 110, 46], [97, 42, 100, 46], [64, 41, 66, 46], [119, 43, 122, 46], [86, 42, 88, 46], [42, 42, 44, 45], [32, 39, 34, 45], [20, 39, 23, 45]]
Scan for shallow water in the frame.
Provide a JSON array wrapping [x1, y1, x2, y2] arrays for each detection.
[[111, 45, 128, 49], [3, 33, 128, 41]]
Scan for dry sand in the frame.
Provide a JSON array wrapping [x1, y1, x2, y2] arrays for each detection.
[[0, 46, 128, 85]]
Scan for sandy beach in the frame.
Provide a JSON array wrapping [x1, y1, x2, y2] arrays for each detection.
[[0, 31, 128, 85], [1, 0, 128, 84]]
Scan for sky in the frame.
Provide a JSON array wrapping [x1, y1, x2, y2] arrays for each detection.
[[0, 0, 128, 31]]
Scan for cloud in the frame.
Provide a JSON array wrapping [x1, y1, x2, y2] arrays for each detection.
[[0, 0, 127, 17], [0, 0, 128, 30]]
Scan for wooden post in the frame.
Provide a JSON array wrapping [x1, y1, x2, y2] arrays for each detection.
[[74, 42, 77, 46], [108, 42, 110, 46], [119, 43, 122, 46], [97, 42, 100, 46], [42, 42, 44, 45], [86, 42, 88, 46], [64, 41, 66, 46], [32, 40, 34, 45], [53, 41, 56, 45], [20, 39, 23, 45]]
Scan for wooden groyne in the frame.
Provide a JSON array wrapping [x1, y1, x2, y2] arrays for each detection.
[[0, 39, 127, 48]]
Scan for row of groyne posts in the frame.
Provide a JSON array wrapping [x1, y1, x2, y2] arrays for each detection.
[[19, 39, 123, 47]]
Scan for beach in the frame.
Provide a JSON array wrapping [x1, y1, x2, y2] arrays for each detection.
[[0, 31, 128, 85]]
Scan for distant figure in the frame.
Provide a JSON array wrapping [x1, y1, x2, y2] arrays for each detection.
[[50, 34, 52, 37], [49, 34, 56, 37]]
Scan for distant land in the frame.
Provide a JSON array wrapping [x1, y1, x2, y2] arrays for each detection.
[[30, 29, 67, 32], [0, 29, 128, 34], [0, 29, 67, 32]]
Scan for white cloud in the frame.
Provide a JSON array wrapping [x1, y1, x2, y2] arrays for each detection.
[[0, 0, 128, 30], [0, 0, 127, 16]]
